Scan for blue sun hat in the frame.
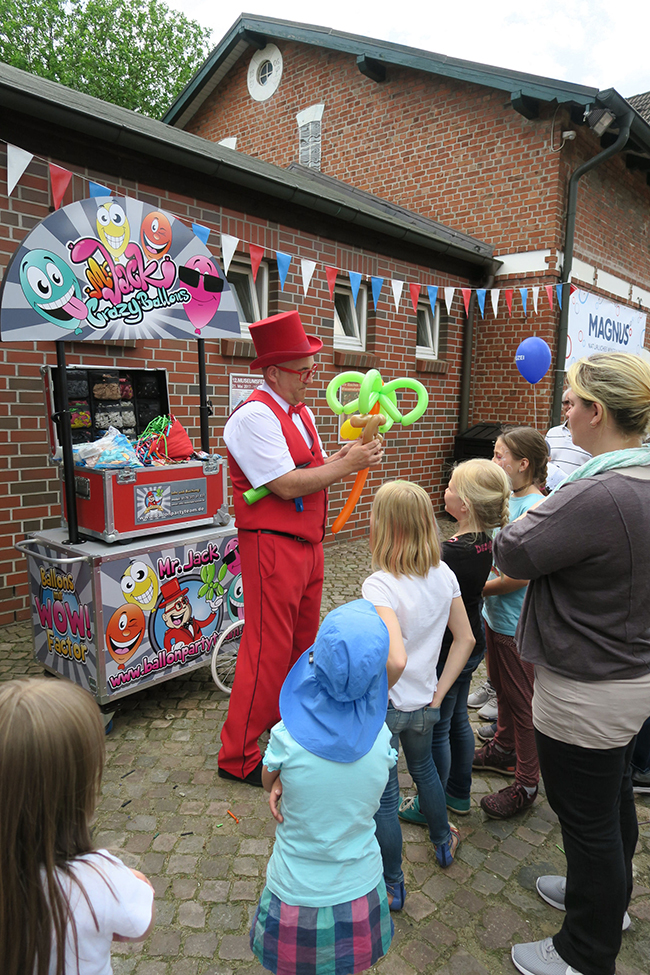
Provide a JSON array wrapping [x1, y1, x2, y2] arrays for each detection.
[[279, 599, 389, 763]]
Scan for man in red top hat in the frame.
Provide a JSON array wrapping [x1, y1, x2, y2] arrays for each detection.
[[218, 310, 384, 785], [159, 578, 216, 652]]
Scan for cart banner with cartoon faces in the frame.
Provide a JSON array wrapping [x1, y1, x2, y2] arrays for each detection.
[[102, 531, 241, 697], [566, 290, 646, 367], [0, 197, 241, 343], [26, 545, 99, 696]]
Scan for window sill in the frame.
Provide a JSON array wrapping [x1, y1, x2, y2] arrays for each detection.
[[416, 358, 448, 374], [333, 350, 380, 370], [221, 337, 255, 359]]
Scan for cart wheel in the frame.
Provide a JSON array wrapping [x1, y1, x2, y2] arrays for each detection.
[[211, 619, 244, 694]]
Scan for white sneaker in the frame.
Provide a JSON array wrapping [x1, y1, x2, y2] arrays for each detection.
[[467, 678, 496, 709], [536, 875, 631, 930], [477, 699, 498, 721], [511, 937, 584, 975]]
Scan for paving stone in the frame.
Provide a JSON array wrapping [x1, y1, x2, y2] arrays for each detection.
[[470, 829, 498, 852], [480, 904, 530, 948], [515, 826, 548, 847], [207, 904, 245, 930], [232, 856, 259, 876], [435, 948, 491, 974], [178, 901, 206, 928], [167, 855, 198, 874], [402, 890, 436, 921], [504, 888, 546, 914], [172, 878, 198, 899], [184, 932, 220, 956], [219, 936, 255, 961], [148, 930, 181, 956], [483, 851, 518, 880], [420, 917, 457, 946], [399, 939, 439, 969], [422, 872, 457, 902], [458, 844, 486, 869], [403, 842, 430, 863], [516, 863, 558, 892], [630, 898, 650, 920], [472, 870, 506, 896], [375, 951, 417, 975], [199, 880, 231, 902], [230, 881, 258, 901], [454, 889, 484, 913], [501, 835, 533, 861], [526, 816, 554, 835]]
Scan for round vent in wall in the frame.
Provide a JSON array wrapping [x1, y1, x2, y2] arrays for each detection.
[[247, 44, 283, 102]]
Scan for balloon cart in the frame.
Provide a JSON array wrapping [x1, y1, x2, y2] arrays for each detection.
[[0, 194, 246, 709]]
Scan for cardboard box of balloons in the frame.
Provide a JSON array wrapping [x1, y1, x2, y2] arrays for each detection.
[[42, 365, 228, 542], [16, 523, 242, 704]]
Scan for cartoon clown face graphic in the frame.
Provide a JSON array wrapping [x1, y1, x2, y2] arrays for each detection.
[[105, 603, 146, 669], [160, 579, 192, 631], [96, 201, 130, 259], [140, 211, 172, 261]]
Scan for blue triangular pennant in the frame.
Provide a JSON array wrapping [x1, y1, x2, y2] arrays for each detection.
[[89, 181, 111, 197], [192, 223, 210, 246], [426, 285, 438, 311], [520, 287, 528, 316], [276, 251, 292, 291], [476, 289, 486, 318], [349, 270, 362, 305], [556, 284, 563, 310], [371, 276, 384, 308]]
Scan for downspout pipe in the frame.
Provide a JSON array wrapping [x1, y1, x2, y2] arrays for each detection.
[[552, 108, 633, 424], [458, 276, 495, 433]]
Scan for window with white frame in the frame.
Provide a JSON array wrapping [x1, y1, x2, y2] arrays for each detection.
[[226, 258, 269, 338], [296, 104, 324, 171], [333, 281, 367, 351], [416, 298, 440, 358]]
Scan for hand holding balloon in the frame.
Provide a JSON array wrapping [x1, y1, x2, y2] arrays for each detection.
[[331, 413, 386, 535]]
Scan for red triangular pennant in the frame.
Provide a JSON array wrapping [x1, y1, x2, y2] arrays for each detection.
[[409, 282, 421, 315], [49, 164, 72, 210], [545, 285, 554, 309], [249, 244, 264, 283], [461, 288, 471, 315], [505, 289, 513, 317], [325, 266, 338, 300], [569, 283, 578, 296]]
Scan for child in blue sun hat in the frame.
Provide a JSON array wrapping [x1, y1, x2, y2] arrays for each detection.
[[249, 599, 399, 975]]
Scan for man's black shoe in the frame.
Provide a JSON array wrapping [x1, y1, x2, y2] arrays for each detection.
[[218, 761, 263, 787]]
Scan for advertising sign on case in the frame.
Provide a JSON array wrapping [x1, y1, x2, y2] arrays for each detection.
[[566, 290, 647, 367]]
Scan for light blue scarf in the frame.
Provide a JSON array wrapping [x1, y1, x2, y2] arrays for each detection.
[[550, 446, 650, 496]]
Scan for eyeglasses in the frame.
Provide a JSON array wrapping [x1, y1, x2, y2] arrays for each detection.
[[275, 363, 319, 382], [178, 265, 224, 293]]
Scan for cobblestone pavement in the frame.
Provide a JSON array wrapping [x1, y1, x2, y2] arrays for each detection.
[[2, 532, 650, 975]]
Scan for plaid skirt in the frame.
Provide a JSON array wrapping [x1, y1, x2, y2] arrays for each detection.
[[250, 881, 393, 975]]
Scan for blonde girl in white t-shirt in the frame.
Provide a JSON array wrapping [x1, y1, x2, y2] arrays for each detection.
[[0, 678, 155, 975], [362, 481, 475, 911]]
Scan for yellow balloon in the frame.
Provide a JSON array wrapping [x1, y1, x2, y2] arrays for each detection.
[[340, 418, 362, 440]]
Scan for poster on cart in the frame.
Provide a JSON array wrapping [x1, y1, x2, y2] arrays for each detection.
[[566, 289, 647, 367], [27, 531, 242, 701], [0, 197, 241, 343]]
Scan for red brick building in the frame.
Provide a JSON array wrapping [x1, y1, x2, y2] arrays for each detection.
[[0, 62, 495, 624], [166, 15, 650, 427]]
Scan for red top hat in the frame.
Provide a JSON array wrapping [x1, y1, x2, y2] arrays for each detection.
[[249, 311, 323, 370], [160, 578, 189, 608]]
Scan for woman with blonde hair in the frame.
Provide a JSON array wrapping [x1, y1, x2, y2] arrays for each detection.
[[398, 459, 510, 824], [0, 678, 154, 975], [492, 354, 650, 975], [362, 480, 475, 909]]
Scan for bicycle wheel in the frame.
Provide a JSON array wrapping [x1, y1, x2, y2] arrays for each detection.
[[211, 619, 244, 694]]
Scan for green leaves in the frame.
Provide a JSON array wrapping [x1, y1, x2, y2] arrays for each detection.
[[0, 0, 212, 117]]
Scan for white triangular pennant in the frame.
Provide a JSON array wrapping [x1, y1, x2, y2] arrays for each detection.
[[220, 234, 239, 275], [444, 287, 455, 316], [391, 279, 404, 312], [7, 144, 33, 196], [301, 259, 317, 296], [490, 289, 500, 317], [532, 286, 540, 314]]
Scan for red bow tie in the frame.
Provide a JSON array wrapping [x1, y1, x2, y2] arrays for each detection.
[[288, 403, 305, 416]]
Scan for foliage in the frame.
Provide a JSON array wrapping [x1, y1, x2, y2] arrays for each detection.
[[0, 0, 212, 118]]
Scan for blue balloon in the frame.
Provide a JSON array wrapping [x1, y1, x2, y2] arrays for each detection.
[[515, 337, 551, 385]]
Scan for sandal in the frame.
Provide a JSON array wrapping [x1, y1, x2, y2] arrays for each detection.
[[435, 824, 460, 868], [385, 879, 406, 911]]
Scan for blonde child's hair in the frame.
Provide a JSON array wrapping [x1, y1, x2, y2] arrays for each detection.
[[0, 678, 106, 975], [371, 480, 440, 577], [450, 458, 510, 533], [567, 352, 650, 438]]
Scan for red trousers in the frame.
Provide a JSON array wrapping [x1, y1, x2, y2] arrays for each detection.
[[485, 624, 539, 788], [218, 530, 324, 778]]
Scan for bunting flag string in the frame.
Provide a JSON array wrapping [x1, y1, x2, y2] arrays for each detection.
[[7, 144, 33, 196], [49, 164, 72, 210], [3, 139, 579, 323]]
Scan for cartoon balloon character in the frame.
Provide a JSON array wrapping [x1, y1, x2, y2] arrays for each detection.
[[140, 211, 172, 261], [19, 250, 88, 332], [105, 604, 146, 669], [120, 560, 159, 613], [178, 255, 224, 334], [96, 201, 130, 260], [227, 573, 244, 622]]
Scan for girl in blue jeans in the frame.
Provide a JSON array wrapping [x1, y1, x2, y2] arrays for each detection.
[[398, 460, 511, 822], [362, 481, 475, 910]]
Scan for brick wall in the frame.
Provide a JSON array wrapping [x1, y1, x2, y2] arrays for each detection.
[[0, 145, 471, 624]]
